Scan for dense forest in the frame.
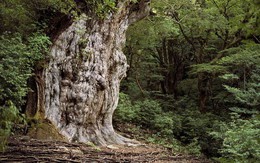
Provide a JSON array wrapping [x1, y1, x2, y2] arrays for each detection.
[[115, 0, 260, 162], [0, 0, 259, 162]]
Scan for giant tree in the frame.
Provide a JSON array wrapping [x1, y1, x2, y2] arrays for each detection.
[[0, 0, 151, 145], [25, 0, 150, 145]]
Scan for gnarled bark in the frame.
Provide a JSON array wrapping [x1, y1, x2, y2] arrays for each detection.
[[41, 1, 150, 145]]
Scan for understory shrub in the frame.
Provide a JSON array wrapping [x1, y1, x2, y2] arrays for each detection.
[[115, 94, 224, 156], [0, 102, 19, 152], [153, 113, 174, 136], [114, 93, 140, 122], [211, 113, 260, 162], [171, 109, 224, 156], [114, 93, 173, 136]]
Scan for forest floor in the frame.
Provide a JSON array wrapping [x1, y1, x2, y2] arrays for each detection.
[[0, 136, 211, 163], [0, 123, 212, 162]]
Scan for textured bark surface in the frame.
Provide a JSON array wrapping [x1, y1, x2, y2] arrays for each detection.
[[43, 1, 150, 145], [26, 67, 45, 118]]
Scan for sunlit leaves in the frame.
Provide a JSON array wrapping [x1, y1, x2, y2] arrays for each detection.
[[218, 44, 260, 67], [217, 44, 260, 111], [0, 34, 31, 105], [127, 16, 178, 49], [190, 63, 227, 75], [27, 33, 51, 61]]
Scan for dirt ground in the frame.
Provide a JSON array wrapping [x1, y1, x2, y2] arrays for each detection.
[[0, 136, 212, 163]]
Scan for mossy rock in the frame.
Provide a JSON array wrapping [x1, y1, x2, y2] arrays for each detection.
[[27, 119, 67, 141]]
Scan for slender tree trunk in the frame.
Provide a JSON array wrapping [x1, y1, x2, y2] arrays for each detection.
[[196, 45, 209, 113], [158, 38, 184, 98], [198, 73, 208, 113], [27, 0, 150, 145]]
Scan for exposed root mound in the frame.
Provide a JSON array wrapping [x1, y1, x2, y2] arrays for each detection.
[[0, 137, 212, 163]]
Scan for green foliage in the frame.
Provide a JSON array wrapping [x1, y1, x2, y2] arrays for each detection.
[[27, 33, 52, 61], [218, 44, 260, 67], [95, 0, 117, 18], [55, 0, 117, 18], [114, 93, 140, 122], [0, 0, 36, 34], [0, 0, 75, 33], [0, 0, 118, 35], [224, 84, 260, 108], [190, 63, 227, 75], [0, 33, 50, 151], [0, 34, 32, 106], [115, 94, 174, 137], [0, 33, 50, 106], [153, 113, 173, 136], [218, 44, 260, 113], [0, 101, 19, 152], [115, 93, 226, 156], [122, 0, 260, 160], [136, 99, 174, 136], [211, 114, 260, 162], [127, 16, 178, 48], [170, 109, 224, 156], [185, 138, 202, 156], [135, 99, 162, 126]]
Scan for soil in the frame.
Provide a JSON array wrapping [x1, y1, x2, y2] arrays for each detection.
[[0, 136, 212, 163]]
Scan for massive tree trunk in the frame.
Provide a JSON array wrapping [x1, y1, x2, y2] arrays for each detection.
[[28, 1, 150, 145]]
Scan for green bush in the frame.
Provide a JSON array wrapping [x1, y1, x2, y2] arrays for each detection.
[[0, 34, 32, 106], [114, 93, 140, 122], [115, 94, 224, 156], [0, 33, 50, 106], [0, 101, 19, 152], [135, 99, 162, 127], [168, 109, 224, 156], [133, 99, 175, 137], [115, 94, 174, 136], [153, 113, 173, 136], [177, 110, 218, 142], [211, 114, 260, 162]]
